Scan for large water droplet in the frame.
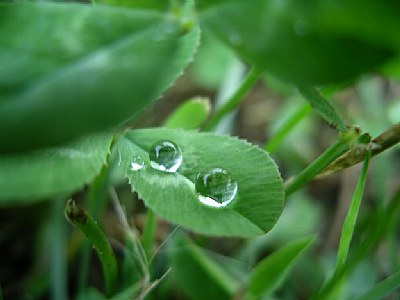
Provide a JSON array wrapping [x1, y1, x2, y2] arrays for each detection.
[[149, 140, 182, 173], [130, 156, 144, 171], [195, 168, 238, 208]]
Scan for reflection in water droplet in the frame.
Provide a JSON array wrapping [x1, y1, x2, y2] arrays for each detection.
[[149, 140, 182, 173], [195, 168, 238, 208], [130, 156, 144, 171]]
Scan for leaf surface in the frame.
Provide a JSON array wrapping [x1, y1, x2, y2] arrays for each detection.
[[247, 236, 315, 299], [298, 86, 346, 132], [353, 270, 400, 300], [0, 134, 112, 203], [163, 97, 210, 129], [114, 128, 284, 237], [198, 0, 395, 85], [96, 0, 169, 10], [170, 234, 238, 300], [0, 2, 199, 152]]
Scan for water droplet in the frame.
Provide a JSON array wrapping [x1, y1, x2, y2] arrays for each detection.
[[195, 168, 238, 208], [130, 156, 144, 171], [149, 140, 182, 173]]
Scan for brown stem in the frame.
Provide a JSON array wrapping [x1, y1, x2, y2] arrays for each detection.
[[318, 123, 400, 177]]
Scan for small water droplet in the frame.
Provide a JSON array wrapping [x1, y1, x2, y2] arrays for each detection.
[[195, 168, 238, 208], [130, 156, 144, 171], [149, 140, 182, 173]]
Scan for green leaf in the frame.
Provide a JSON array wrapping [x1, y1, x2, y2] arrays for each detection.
[[298, 86, 346, 132], [335, 152, 371, 273], [247, 236, 315, 300], [163, 97, 210, 129], [198, 0, 394, 85], [77, 288, 107, 300], [114, 128, 284, 237], [0, 134, 112, 203], [189, 33, 237, 89], [170, 234, 238, 300], [110, 282, 140, 300], [353, 270, 400, 300], [95, 0, 169, 10], [0, 2, 199, 152], [65, 199, 118, 296], [301, 0, 400, 53]]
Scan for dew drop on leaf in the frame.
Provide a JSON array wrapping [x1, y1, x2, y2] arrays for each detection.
[[130, 156, 144, 171], [195, 168, 238, 208], [149, 140, 182, 173]]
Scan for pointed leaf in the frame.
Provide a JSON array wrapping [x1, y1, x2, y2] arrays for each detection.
[[163, 97, 210, 129], [298, 86, 346, 132], [0, 2, 199, 152], [247, 236, 315, 299], [353, 270, 400, 300], [114, 128, 284, 237], [170, 234, 238, 300], [0, 134, 112, 203]]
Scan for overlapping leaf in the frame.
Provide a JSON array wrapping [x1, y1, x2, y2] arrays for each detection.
[[0, 2, 199, 152], [114, 128, 284, 237], [198, 0, 397, 85], [0, 134, 112, 203], [163, 97, 210, 129]]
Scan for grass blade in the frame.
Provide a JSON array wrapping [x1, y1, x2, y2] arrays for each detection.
[[312, 191, 400, 300], [353, 270, 400, 300], [335, 152, 371, 272], [247, 236, 315, 299], [313, 152, 371, 300], [65, 199, 118, 296], [203, 67, 263, 131], [77, 166, 110, 294], [170, 234, 238, 300], [285, 139, 350, 196], [50, 198, 68, 300], [141, 209, 156, 261], [265, 103, 312, 154]]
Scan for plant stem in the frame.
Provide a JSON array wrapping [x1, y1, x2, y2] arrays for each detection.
[[65, 199, 117, 296], [264, 103, 312, 153], [141, 208, 157, 261], [50, 198, 68, 300], [285, 139, 350, 196], [334, 152, 371, 274], [203, 66, 263, 131], [318, 122, 400, 177], [108, 187, 150, 285], [77, 166, 109, 294]]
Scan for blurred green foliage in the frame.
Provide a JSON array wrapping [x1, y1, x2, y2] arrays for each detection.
[[0, 0, 400, 299]]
